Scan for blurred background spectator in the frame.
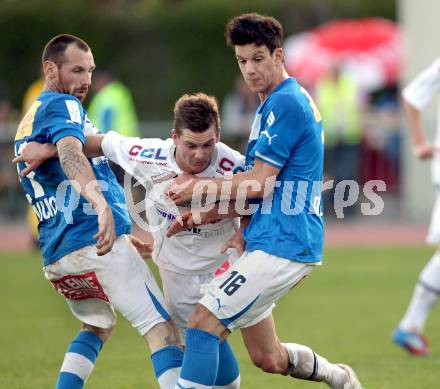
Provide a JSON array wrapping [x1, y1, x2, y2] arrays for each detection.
[[316, 64, 365, 218], [88, 68, 140, 137], [0, 81, 17, 221], [21, 77, 44, 116], [88, 67, 141, 185], [221, 76, 259, 152], [0, 82, 12, 136]]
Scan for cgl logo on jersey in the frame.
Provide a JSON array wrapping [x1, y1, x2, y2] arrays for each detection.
[[129, 145, 167, 160]]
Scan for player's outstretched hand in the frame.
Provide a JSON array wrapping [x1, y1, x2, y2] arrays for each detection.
[[128, 234, 153, 260], [166, 173, 199, 205], [413, 142, 435, 160], [221, 228, 245, 256], [94, 206, 116, 256], [12, 141, 57, 176]]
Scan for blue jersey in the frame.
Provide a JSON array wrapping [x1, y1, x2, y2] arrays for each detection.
[[243, 78, 324, 263], [14, 91, 131, 266]]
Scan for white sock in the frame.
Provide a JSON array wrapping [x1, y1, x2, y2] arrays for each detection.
[[399, 253, 440, 333], [214, 375, 241, 388], [158, 367, 181, 389], [282, 343, 346, 387]]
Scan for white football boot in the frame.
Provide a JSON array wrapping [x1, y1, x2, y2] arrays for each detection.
[[335, 364, 363, 389]]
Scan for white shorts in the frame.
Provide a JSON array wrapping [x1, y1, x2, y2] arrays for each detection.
[[44, 235, 169, 336], [199, 250, 316, 331], [159, 269, 213, 342], [427, 190, 440, 245], [159, 258, 235, 342]]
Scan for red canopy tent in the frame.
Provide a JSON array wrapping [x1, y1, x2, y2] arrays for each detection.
[[284, 18, 403, 91]]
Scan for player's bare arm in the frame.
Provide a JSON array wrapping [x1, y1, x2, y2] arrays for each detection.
[[13, 134, 105, 176], [83, 134, 105, 157], [57, 136, 116, 255], [402, 97, 435, 160], [167, 158, 280, 205]]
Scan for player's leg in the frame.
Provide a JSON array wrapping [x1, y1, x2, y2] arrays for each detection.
[[214, 340, 241, 389], [56, 324, 112, 389], [44, 246, 120, 389], [159, 268, 240, 388], [241, 316, 357, 388], [175, 249, 281, 389], [180, 250, 362, 388], [147, 321, 183, 389], [106, 236, 183, 388], [393, 250, 440, 355], [393, 194, 440, 355], [176, 304, 228, 389]]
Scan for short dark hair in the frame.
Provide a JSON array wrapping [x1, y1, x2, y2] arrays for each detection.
[[225, 13, 283, 53], [174, 93, 220, 135], [42, 34, 90, 67]]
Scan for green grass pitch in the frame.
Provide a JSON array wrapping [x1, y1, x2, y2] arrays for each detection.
[[1, 246, 439, 388]]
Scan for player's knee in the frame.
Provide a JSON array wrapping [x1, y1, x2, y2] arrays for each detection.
[[187, 304, 216, 330], [250, 352, 282, 374], [144, 320, 181, 352], [82, 324, 113, 343]]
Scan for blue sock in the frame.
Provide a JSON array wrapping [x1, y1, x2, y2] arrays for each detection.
[[176, 328, 220, 388], [56, 331, 103, 389], [151, 345, 183, 388], [214, 340, 240, 387]]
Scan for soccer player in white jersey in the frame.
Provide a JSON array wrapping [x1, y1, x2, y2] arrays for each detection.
[[13, 34, 182, 389], [166, 13, 362, 389], [101, 93, 243, 388], [16, 93, 243, 388], [392, 58, 440, 355]]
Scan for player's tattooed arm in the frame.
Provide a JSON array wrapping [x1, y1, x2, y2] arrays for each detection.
[[57, 136, 116, 255], [12, 134, 105, 177], [57, 138, 88, 178], [52, 135, 105, 160]]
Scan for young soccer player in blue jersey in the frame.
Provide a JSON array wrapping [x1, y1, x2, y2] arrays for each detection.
[[14, 34, 183, 389], [167, 13, 362, 389]]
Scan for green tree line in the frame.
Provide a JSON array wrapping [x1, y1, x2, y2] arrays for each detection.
[[0, 0, 395, 120]]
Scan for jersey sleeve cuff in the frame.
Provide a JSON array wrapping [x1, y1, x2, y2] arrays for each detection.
[[52, 129, 85, 145], [254, 150, 283, 168], [101, 131, 122, 161]]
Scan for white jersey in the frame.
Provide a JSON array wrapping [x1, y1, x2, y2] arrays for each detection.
[[402, 57, 440, 183], [101, 131, 245, 275]]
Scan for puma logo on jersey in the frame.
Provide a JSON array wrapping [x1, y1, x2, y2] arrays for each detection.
[[216, 298, 226, 311], [261, 130, 278, 145]]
